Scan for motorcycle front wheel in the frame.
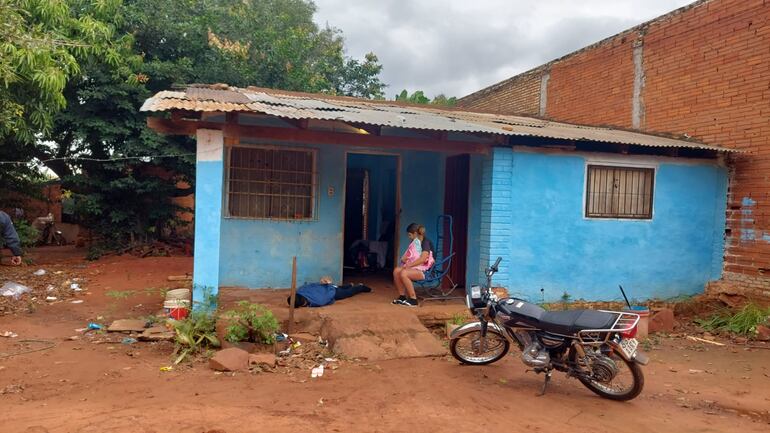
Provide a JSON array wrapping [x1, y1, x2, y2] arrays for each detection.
[[450, 328, 510, 365]]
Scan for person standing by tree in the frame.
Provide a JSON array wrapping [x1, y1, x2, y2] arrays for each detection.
[[0, 211, 23, 266]]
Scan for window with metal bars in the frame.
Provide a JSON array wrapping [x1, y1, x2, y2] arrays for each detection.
[[227, 146, 316, 220], [585, 165, 654, 219]]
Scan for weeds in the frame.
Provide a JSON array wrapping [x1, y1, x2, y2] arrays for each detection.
[[106, 290, 135, 300], [695, 302, 770, 337], [449, 313, 466, 326], [222, 301, 279, 344], [172, 288, 219, 364]]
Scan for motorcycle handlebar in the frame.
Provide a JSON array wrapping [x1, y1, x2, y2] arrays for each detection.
[[492, 257, 502, 271]]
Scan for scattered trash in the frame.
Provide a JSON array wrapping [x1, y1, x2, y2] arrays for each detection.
[[160, 366, 174, 372], [71, 300, 84, 304], [46, 285, 56, 292], [324, 357, 338, 362], [121, 337, 138, 345], [275, 332, 288, 342], [87, 323, 103, 330], [46, 296, 57, 301], [1, 282, 31, 299], [688, 369, 704, 374], [71, 284, 82, 291], [1, 331, 18, 338], [278, 348, 292, 356], [33, 269, 47, 276], [311, 364, 325, 378], [291, 341, 302, 350]]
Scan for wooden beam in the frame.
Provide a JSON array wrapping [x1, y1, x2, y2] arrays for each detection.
[[146, 117, 490, 155]]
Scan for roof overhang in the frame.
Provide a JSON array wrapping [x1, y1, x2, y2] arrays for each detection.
[[141, 85, 739, 156]]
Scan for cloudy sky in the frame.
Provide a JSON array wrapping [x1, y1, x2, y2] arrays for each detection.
[[313, 0, 693, 99]]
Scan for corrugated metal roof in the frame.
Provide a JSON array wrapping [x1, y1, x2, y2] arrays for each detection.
[[140, 85, 737, 153]]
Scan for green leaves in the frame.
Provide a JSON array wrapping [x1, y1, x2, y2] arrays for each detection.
[[396, 89, 458, 106]]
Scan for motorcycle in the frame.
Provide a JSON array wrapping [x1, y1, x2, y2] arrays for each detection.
[[449, 257, 648, 401]]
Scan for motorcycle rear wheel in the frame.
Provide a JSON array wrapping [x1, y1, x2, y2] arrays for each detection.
[[577, 349, 644, 401], [450, 329, 510, 365]]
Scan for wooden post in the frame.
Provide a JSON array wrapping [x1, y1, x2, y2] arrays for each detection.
[[287, 256, 298, 335]]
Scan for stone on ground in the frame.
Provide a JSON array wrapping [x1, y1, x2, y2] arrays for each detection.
[[209, 347, 250, 371], [649, 308, 676, 334], [107, 319, 147, 332], [249, 353, 277, 368]]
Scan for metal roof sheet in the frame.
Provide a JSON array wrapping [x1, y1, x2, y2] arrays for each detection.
[[140, 85, 738, 153]]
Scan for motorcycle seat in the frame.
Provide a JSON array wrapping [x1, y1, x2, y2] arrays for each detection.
[[538, 310, 617, 335]]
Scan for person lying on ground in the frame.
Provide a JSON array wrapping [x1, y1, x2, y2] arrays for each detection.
[[287, 276, 373, 308], [392, 223, 435, 307], [0, 210, 23, 266]]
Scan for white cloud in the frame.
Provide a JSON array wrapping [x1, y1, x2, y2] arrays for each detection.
[[313, 0, 694, 98]]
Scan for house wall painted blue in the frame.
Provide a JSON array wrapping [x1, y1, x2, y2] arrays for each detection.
[[190, 128, 728, 303], [211, 140, 446, 289], [479, 146, 728, 302]]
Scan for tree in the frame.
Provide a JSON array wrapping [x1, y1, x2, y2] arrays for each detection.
[[395, 89, 456, 106], [0, 0, 139, 202], [25, 0, 387, 250]]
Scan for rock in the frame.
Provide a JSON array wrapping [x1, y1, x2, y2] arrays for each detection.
[[756, 325, 770, 341], [649, 308, 675, 334], [209, 348, 249, 372], [138, 326, 174, 341], [108, 319, 147, 332], [734, 337, 748, 345], [248, 353, 277, 369]]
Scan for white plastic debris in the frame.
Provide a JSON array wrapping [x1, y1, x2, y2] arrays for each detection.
[[1, 282, 31, 299], [46, 285, 55, 292], [324, 358, 338, 362], [70, 283, 82, 291], [33, 269, 46, 276], [46, 296, 57, 301], [311, 364, 325, 378], [1, 331, 19, 338], [70, 300, 84, 304]]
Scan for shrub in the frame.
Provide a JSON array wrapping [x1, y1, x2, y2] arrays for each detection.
[[172, 288, 220, 364], [223, 301, 279, 344], [13, 219, 38, 251]]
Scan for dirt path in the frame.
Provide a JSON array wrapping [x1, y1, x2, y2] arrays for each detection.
[[1, 252, 769, 433]]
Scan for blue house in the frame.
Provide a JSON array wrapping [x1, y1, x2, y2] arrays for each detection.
[[142, 85, 734, 303]]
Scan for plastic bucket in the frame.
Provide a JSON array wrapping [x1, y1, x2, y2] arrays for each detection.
[[165, 289, 191, 301], [164, 299, 190, 320], [623, 306, 650, 339]]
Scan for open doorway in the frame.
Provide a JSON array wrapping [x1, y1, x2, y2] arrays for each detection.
[[343, 153, 399, 277]]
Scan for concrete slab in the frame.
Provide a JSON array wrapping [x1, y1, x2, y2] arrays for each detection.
[[218, 274, 467, 361]]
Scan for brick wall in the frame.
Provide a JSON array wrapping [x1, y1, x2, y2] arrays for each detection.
[[459, 68, 544, 115], [459, 0, 770, 295], [479, 147, 514, 287]]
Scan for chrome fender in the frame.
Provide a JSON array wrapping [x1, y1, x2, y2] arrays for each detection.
[[449, 321, 506, 340]]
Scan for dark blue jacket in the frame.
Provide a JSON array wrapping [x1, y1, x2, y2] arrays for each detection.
[[296, 283, 336, 307], [0, 211, 22, 256]]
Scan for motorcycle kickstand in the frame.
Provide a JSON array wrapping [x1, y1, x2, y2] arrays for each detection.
[[538, 370, 553, 396]]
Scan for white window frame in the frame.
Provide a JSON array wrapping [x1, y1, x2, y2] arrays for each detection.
[[224, 144, 318, 221]]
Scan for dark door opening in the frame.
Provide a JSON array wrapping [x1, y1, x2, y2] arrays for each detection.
[[444, 154, 470, 288], [343, 153, 398, 276]]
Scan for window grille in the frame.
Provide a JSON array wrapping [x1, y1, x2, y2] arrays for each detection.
[[227, 146, 316, 220], [585, 165, 654, 219]]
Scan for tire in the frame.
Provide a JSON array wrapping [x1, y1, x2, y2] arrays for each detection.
[[450, 329, 510, 365], [577, 349, 645, 401]]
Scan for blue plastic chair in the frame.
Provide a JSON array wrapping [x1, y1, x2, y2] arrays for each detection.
[[415, 215, 458, 297]]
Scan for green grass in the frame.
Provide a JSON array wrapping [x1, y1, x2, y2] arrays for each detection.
[[106, 290, 136, 300], [695, 302, 770, 337]]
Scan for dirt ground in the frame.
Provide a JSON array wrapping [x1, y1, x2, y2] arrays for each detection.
[[1, 247, 769, 433]]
